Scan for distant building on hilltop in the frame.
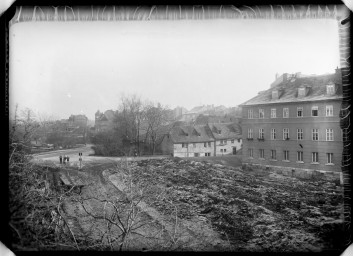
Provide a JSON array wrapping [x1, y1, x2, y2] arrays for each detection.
[[95, 110, 117, 132], [68, 114, 88, 128], [240, 68, 343, 172], [195, 114, 241, 125], [173, 106, 188, 119]]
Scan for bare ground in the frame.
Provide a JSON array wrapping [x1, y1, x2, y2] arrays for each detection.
[[50, 156, 344, 252]]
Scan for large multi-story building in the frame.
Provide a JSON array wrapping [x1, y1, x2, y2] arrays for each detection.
[[240, 69, 343, 172]]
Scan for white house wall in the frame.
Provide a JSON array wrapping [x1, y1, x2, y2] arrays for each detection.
[[215, 139, 242, 156], [173, 142, 215, 157]]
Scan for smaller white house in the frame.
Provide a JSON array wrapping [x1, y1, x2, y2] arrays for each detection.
[[160, 122, 242, 157], [208, 123, 242, 156], [160, 125, 215, 157]]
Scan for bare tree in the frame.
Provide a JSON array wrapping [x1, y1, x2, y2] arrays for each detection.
[[143, 102, 168, 155], [116, 94, 144, 155]]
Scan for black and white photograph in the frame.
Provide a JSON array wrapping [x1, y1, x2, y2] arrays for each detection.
[[6, 4, 351, 253]]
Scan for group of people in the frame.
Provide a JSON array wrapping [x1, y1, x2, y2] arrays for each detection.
[[59, 155, 70, 164]]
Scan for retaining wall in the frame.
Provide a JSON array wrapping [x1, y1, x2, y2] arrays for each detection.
[[243, 163, 343, 185]]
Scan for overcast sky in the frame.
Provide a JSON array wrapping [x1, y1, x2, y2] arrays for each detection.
[[10, 19, 340, 120]]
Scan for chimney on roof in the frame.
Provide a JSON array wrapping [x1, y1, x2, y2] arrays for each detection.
[[283, 73, 288, 82], [335, 66, 340, 74]]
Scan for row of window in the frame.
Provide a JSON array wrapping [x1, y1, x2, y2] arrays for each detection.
[[248, 128, 334, 141], [272, 84, 335, 99], [247, 105, 334, 119], [248, 149, 334, 164], [181, 139, 240, 148]]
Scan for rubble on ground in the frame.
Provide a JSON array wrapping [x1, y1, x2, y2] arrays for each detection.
[[115, 158, 344, 252]]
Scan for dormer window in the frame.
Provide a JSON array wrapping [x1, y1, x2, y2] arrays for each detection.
[[298, 87, 306, 97], [192, 128, 200, 136], [327, 84, 335, 95], [272, 90, 278, 100]]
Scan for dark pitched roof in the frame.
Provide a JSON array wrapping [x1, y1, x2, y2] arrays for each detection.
[[104, 110, 115, 120], [96, 110, 116, 122], [240, 72, 342, 106], [169, 125, 214, 143], [208, 122, 242, 140]]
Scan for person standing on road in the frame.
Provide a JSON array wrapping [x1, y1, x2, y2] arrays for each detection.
[[67, 155, 70, 164], [59, 155, 62, 164], [63, 155, 66, 165]]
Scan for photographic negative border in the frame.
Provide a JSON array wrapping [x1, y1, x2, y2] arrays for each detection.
[[3, 3, 351, 252]]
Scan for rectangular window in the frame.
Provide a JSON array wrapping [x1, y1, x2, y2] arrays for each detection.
[[221, 149, 223, 153], [231, 140, 234, 143], [327, 84, 335, 94], [312, 129, 319, 141], [271, 108, 276, 118], [283, 150, 289, 161], [193, 143, 196, 148], [297, 129, 303, 140], [272, 90, 278, 99], [297, 107, 303, 117], [297, 151, 303, 162], [312, 106, 318, 116], [270, 150, 276, 160], [312, 152, 319, 163], [248, 109, 253, 119], [224, 149, 227, 152], [238, 139, 241, 143], [326, 105, 333, 116], [283, 108, 289, 118], [208, 142, 211, 147], [259, 149, 265, 159], [326, 129, 334, 141], [249, 149, 253, 158], [259, 109, 265, 119], [204, 142, 207, 147], [259, 128, 264, 139], [298, 87, 306, 97], [283, 128, 289, 140], [182, 143, 188, 148], [224, 140, 227, 145], [327, 153, 333, 164], [248, 129, 253, 138], [271, 128, 276, 140]]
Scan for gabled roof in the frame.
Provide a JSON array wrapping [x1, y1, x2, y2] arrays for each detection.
[[240, 72, 342, 106], [169, 125, 214, 143], [208, 122, 242, 140], [96, 110, 116, 122]]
